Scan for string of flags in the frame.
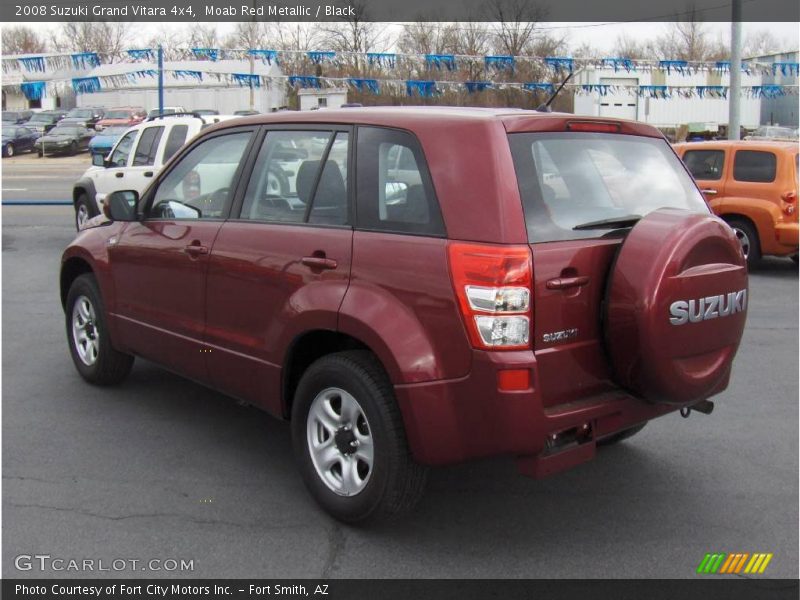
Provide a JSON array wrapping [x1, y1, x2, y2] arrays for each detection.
[[5, 68, 798, 101], [3, 46, 798, 79]]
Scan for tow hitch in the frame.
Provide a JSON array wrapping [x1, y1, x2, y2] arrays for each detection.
[[680, 399, 715, 418]]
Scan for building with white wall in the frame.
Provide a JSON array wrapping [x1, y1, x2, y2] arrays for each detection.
[[298, 88, 348, 111], [573, 66, 763, 129]]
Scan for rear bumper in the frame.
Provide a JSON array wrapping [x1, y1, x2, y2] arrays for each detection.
[[775, 222, 798, 250], [395, 350, 717, 475]]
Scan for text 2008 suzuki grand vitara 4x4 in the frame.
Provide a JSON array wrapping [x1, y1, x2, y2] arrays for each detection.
[[60, 108, 748, 522]]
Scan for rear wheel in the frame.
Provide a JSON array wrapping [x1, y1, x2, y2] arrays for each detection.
[[598, 423, 647, 446], [291, 350, 427, 523], [69, 141, 78, 156], [725, 217, 761, 267], [65, 274, 134, 385]]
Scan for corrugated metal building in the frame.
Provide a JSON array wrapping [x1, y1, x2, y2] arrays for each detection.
[[746, 50, 799, 127]]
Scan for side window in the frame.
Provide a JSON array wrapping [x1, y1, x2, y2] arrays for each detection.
[[163, 124, 189, 162], [149, 132, 251, 220], [356, 127, 444, 236], [239, 130, 345, 224], [132, 126, 164, 166], [683, 150, 725, 181], [733, 150, 776, 183], [108, 131, 137, 168]]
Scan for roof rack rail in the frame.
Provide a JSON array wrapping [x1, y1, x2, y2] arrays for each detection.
[[146, 111, 202, 122]]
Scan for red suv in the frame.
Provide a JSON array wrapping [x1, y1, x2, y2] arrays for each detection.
[[61, 108, 748, 522]]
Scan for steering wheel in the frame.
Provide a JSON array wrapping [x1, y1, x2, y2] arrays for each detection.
[[200, 187, 229, 216]]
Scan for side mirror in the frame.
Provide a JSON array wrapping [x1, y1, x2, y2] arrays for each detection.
[[91, 153, 105, 167], [104, 190, 138, 221]]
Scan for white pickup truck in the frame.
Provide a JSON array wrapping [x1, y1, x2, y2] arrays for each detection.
[[72, 114, 236, 229]]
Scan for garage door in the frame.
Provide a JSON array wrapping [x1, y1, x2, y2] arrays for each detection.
[[599, 77, 638, 121]]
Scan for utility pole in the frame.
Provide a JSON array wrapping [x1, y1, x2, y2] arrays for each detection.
[[249, 0, 256, 110], [158, 45, 164, 117], [729, 0, 742, 140]]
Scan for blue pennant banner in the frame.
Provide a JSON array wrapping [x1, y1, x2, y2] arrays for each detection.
[[366, 53, 396, 69], [659, 60, 689, 75], [581, 84, 610, 96], [751, 84, 786, 98], [772, 62, 799, 76], [192, 48, 219, 61], [20, 81, 46, 100], [464, 81, 493, 93], [248, 49, 278, 64], [127, 70, 158, 82], [288, 75, 321, 88], [127, 49, 155, 61], [406, 80, 437, 97], [602, 57, 634, 72], [19, 56, 46, 72], [307, 51, 336, 64], [485, 56, 515, 71], [347, 78, 380, 94], [639, 85, 670, 98], [425, 54, 456, 71], [232, 73, 260, 88], [72, 76, 102, 94], [695, 85, 727, 98], [173, 70, 203, 82], [71, 52, 100, 70], [523, 82, 555, 94], [545, 57, 574, 74]]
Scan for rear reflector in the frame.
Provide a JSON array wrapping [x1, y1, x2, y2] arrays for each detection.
[[566, 121, 621, 133], [498, 369, 531, 391], [448, 242, 532, 350]]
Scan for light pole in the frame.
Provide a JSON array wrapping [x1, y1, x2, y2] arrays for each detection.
[[729, 0, 742, 140]]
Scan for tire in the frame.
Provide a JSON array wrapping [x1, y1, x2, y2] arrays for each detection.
[[725, 217, 761, 268], [291, 350, 427, 523], [791, 254, 798, 265], [69, 141, 78, 156], [37, 150, 43, 158], [5, 143, 14, 158], [597, 423, 647, 447], [75, 194, 94, 230], [65, 273, 134, 385]]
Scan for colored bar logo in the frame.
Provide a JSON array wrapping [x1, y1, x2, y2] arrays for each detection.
[[696, 552, 773, 574]]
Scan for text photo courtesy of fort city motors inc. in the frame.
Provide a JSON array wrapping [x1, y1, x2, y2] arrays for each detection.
[[0, 1, 798, 598]]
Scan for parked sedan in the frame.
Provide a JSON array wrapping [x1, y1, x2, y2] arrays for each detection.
[[2, 125, 38, 157], [34, 125, 94, 156], [2, 110, 34, 124], [61, 107, 106, 130], [88, 125, 129, 157], [24, 111, 66, 135]]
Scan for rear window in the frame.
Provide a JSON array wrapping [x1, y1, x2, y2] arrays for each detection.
[[733, 150, 776, 183], [509, 132, 708, 242]]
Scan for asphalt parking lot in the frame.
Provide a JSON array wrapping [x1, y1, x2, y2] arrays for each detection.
[[1, 169, 798, 578]]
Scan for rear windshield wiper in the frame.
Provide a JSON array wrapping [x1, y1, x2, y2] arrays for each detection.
[[572, 215, 642, 231]]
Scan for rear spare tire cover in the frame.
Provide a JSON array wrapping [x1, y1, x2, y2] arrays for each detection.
[[605, 208, 748, 404]]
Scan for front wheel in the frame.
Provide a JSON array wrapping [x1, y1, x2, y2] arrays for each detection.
[[291, 351, 427, 523], [65, 274, 134, 385], [74, 194, 93, 230], [5, 143, 14, 157]]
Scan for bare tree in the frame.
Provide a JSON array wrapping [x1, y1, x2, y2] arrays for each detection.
[[51, 22, 132, 61], [181, 24, 222, 49], [319, 0, 393, 55], [2, 26, 48, 55], [266, 23, 324, 52], [742, 28, 782, 58], [223, 22, 273, 50], [483, 0, 547, 56], [612, 33, 656, 59], [397, 22, 458, 55], [655, 18, 728, 61]]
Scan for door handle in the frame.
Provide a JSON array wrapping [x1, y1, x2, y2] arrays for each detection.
[[700, 188, 717, 195], [546, 275, 590, 290], [144, 171, 153, 177], [184, 244, 209, 257], [115, 172, 123, 178], [301, 256, 337, 270]]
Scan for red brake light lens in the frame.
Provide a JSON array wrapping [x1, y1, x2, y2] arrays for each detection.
[[447, 242, 533, 350], [566, 121, 621, 134]]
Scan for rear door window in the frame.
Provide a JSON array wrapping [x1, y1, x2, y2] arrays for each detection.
[[509, 132, 708, 242], [355, 127, 444, 236], [733, 150, 777, 183], [132, 126, 164, 166], [163, 124, 189, 162], [683, 149, 725, 181]]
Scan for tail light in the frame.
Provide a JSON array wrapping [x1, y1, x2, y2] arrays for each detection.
[[782, 191, 796, 215], [566, 121, 621, 134], [447, 242, 532, 350]]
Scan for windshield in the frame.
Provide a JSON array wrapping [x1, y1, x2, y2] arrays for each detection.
[[27, 114, 52, 123], [67, 109, 94, 118], [104, 110, 133, 119], [509, 132, 709, 242], [2, 126, 19, 136]]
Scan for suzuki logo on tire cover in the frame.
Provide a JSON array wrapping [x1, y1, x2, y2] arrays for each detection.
[[669, 290, 747, 325]]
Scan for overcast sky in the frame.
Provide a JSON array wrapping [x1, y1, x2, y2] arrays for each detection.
[[10, 21, 800, 55]]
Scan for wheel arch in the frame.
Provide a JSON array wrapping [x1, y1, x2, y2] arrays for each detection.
[[718, 212, 762, 251], [73, 178, 98, 214], [60, 256, 95, 310]]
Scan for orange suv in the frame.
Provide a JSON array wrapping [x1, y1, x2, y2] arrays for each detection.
[[674, 140, 798, 266]]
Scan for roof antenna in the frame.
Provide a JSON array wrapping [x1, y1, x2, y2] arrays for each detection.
[[536, 71, 574, 112]]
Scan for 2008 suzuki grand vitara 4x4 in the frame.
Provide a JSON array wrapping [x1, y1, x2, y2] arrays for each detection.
[[61, 108, 748, 522]]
